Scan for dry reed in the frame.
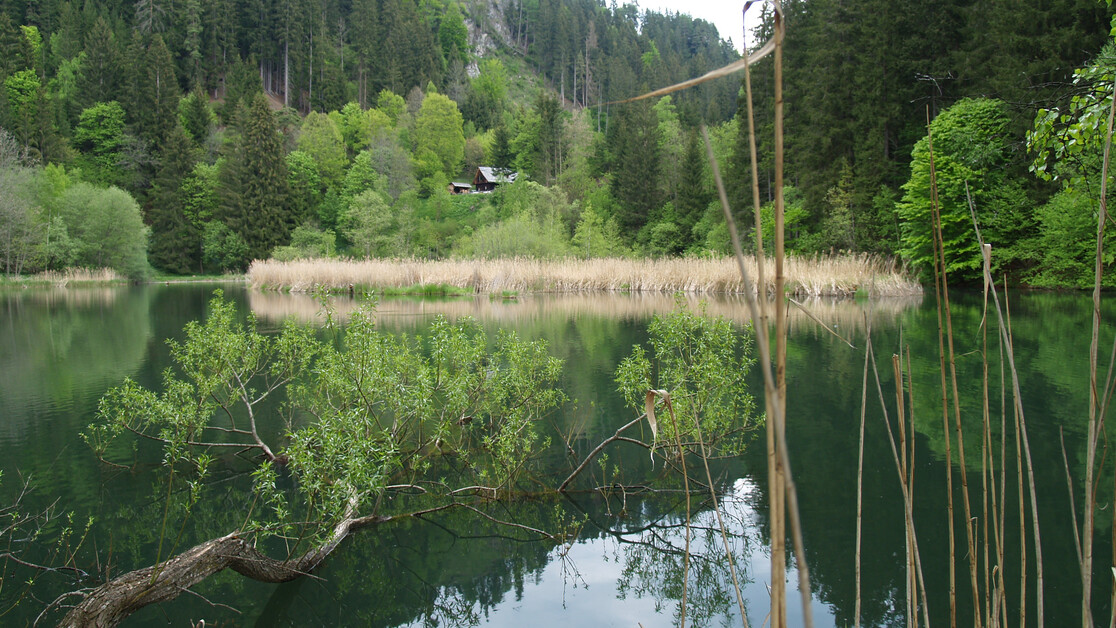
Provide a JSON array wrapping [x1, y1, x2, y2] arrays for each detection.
[[248, 255, 920, 297], [33, 267, 121, 286]]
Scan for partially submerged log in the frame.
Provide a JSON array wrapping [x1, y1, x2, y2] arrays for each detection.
[[59, 511, 393, 627]]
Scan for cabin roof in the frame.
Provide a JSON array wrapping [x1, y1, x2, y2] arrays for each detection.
[[475, 167, 519, 185]]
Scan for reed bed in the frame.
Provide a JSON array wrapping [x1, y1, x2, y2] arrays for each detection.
[[248, 254, 921, 297], [34, 267, 121, 286]]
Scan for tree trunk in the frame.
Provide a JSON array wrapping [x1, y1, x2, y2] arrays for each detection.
[[59, 512, 390, 628]]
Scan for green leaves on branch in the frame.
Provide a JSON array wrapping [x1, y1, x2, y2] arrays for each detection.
[[89, 292, 567, 541], [615, 298, 760, 457], [1028, 43, 1116, 187]]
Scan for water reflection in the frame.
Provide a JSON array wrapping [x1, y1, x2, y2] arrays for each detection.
[[249, 290, 922, 335], [4, 285, 1111, 626]]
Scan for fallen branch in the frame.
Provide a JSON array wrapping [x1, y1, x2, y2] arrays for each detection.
[[57, 504, 457, 627], [558, 414, 646, 492]]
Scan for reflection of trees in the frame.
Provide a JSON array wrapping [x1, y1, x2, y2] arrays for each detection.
[[762, 290, 1115, 627], [0, 287, 151, 441]]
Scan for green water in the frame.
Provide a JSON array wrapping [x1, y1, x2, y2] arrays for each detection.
[[0, 284, 1112, 626]]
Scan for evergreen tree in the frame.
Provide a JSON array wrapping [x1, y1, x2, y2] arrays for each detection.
[[491, 123, 512, 168], [219, 93, 290, 263], [180, 83, 214, 145], [148, 123, 199, 273], [608, 98, 661, 233], [78, 16, 117, 107], [136, 34, 179, 146], [675, 129, 708, 243]]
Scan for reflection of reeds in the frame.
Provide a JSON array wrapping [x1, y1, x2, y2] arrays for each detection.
[[20, 286, 122, 307], [248, 290, 921, 331], [247, 256, 921, 298]]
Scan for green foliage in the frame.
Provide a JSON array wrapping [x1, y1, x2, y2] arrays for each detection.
[[615, 298, 759, 456], [414, 92, 465, 176], [1026, 187, 1116, 288], [377, 89, 406, 126], [179, 85, 215, 145], [286, 150, 323, 226], [820, 159, 856, 251], [0, 164, 41, 274], [1029, 43, 1116, 188], [220, 93, 290, 262], [72, 101, 125, 186], [342, 189, 396, 257], [437, 2, 468, 65], [4, 68, 40, 145], [148, 124, 200, 274], [453, 212, 570, 259], [464, 59, 508, 130], [608, 99, 662, 234], [571, 201, 630, 258], [271, 224, 338, 261], [298, 111, 348, 187], [202, 221, 249, 271], [55, 182, 149, 278], [337, 102, 392, 154], [90, 292, 566, 543], [897, 98, 1022, 279]]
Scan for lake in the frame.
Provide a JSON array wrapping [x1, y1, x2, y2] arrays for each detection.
[[0, 283, 1112, 626]]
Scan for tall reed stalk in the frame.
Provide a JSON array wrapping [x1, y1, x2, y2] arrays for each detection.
[[1084, 71, 1116, 628], [926, 112, 959, 628], [968, 201, 1045, 628], [854, 316, 869, 628]]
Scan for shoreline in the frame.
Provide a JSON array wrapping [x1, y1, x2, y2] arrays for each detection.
[[247, 255, 923, 298]]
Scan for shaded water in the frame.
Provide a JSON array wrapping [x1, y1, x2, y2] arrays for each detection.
[[0, 284, 1112, 626]]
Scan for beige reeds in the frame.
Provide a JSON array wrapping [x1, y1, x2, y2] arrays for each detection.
[[247, 256, 920, 297], [34, 267, 121, 285], [1085, 70, 1116, 628]]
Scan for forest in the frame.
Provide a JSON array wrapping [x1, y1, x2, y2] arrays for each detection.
[[0, 0, 1113, 287]]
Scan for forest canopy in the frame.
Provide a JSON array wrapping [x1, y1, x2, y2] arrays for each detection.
[[0, 0, 1112, 286]]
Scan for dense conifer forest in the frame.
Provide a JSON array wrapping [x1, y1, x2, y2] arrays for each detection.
[[0, 0, 1113, 287]]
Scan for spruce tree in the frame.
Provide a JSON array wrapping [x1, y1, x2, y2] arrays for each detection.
[[181, 83, 214, 145], [79, 17, 118, 108], [220, 93, 290, 263], [608, 98, 661, 233], [137, 34, 179, 146], [675, 129, 709, 244], [148, 123, 199, 273]]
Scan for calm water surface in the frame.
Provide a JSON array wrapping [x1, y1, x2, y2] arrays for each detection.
[[0, 284, 1112, 626]]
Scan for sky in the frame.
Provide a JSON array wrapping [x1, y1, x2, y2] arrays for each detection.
[[642, 1, 756, 52]]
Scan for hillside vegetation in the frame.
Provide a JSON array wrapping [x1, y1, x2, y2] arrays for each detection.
[[0, 0, 1112, 287]]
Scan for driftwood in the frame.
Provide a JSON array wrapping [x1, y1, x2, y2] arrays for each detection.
[[57, 508, 429, 627]]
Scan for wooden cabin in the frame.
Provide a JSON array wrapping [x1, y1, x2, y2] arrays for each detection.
[[449, 181, 473, 194], [473, 166, 519, 192]]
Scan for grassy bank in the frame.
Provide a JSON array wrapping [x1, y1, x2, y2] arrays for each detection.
[[247, 255, 922, 297]]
